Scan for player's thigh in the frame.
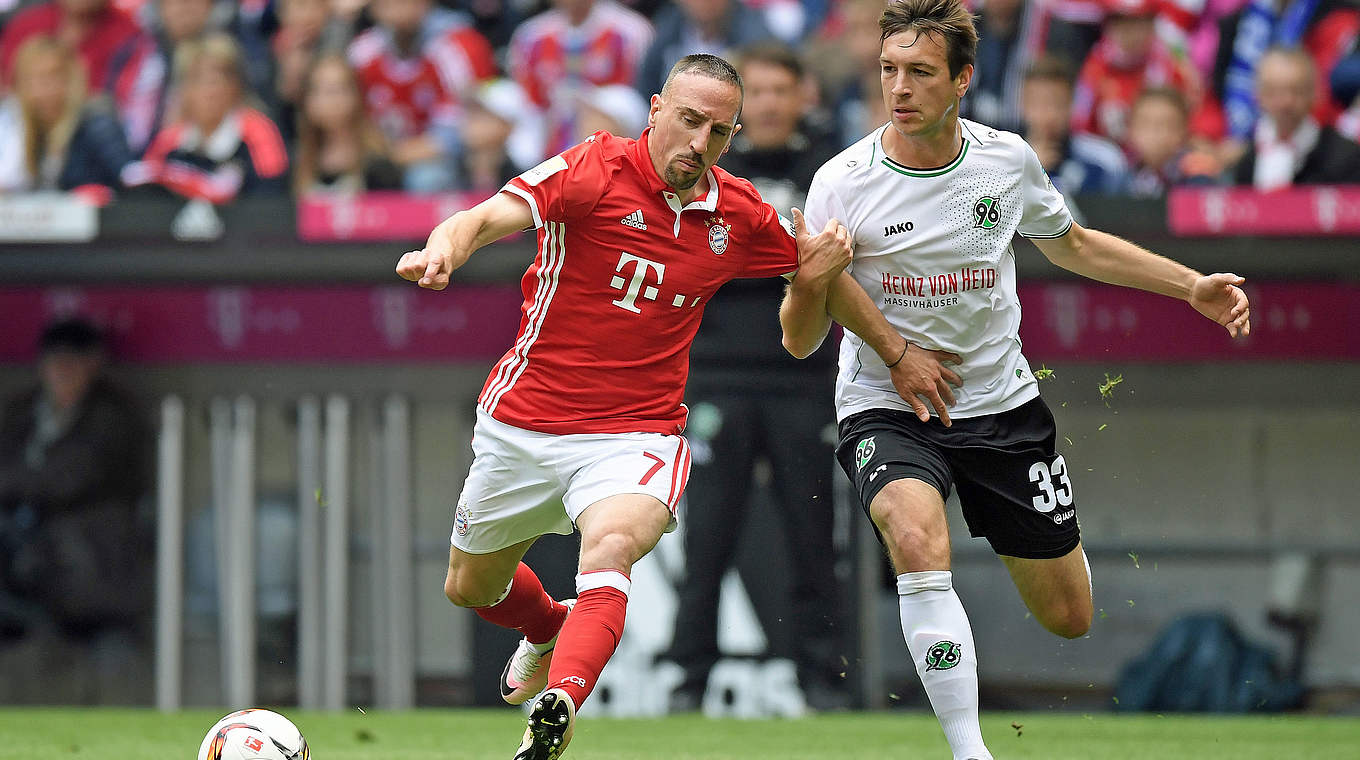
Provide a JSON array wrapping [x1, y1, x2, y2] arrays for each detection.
[[574, 492, 673, 574], [450, 410, 574, 559], [835, 409, 954, 573], [444, 538, 537, 608], [1000, 543, 1092, 639], [561, 429, 691, 538], [949, 397, 1081, 561], [868, 478, 952, 572]]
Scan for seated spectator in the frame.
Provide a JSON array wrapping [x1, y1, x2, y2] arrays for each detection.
[[106, 0, 222, 154], [348, 0, 497, 193], [636, 0, 772, 99], [0, 36, 134, 193], [1123, 86, 1221, 196], [510, 0, 653, 159], [806, 0, 890, 148], [293, 53, 402, 195], [1211, 0, 1359, 155], [1230, 46, 1360, 189], [0, 0, 141, 94], [457, 79, 535, 195], [1020, 54, 1130, 194], [573, 83, 649, 141], [1071, 0, 1210, 145], [273, 0, 340, 127], [964, 0, 1047, 134], [120, 33, 289, 202], [0, 318, 153, 664]]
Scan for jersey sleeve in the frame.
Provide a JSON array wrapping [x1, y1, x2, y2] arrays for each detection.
[[737, 198, 799, 279], [1016, 141, 1074, 239], [502, 135, 608, 229], [802, 169, 848, 239]]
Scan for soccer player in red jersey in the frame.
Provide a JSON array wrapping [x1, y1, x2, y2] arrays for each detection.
[[397, 54, 910, 760]]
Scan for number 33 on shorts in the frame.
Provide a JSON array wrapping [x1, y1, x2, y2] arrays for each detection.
[[1028, 455, 1073, 513]]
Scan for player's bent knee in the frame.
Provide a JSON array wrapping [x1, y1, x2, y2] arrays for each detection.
[[580, 531, 648, 572], [1041, 603, 1092, 639], [443, 572, 501, 609], [882, 523, 950, 571], [1054, 613, 1092, 639]]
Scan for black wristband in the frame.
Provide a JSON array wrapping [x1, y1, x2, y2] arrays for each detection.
[[884, 342, 909, 368]]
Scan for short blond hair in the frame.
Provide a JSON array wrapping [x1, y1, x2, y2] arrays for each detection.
[[174, 32, 247, 94]]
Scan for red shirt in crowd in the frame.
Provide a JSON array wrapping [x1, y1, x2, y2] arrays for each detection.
[[1072, 36, 1216, 142], [0, 1, 141, 91], [348, 18, 496, 143], [508, 0, 653, 156], [485, 130, 798, 436]]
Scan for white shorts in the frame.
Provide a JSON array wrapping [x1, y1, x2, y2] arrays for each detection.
[[450, 408, 692, 554]]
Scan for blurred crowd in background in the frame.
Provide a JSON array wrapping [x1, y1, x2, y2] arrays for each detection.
[[0, 0, 1358, 206]]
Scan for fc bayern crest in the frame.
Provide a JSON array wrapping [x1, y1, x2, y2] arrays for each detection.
[[706, 215, 731, 255], [455, 501, 471, 536]]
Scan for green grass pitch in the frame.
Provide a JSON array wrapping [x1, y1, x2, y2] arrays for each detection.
[[2, 708, 1357, 759]]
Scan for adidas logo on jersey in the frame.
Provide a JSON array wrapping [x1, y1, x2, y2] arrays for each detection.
[[621, 210, 647, 230]]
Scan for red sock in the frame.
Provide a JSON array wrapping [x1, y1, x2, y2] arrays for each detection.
[[545, 573, 630, 708], [474, 563, 569, 645]]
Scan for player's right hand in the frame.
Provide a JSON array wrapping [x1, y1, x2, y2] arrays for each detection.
[[887, 343, 963, 427], [790, 207, 852, 289], [396, 246, 453, 291]]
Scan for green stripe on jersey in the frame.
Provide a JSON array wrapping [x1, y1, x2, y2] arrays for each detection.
[[880, 140, 969, 177]]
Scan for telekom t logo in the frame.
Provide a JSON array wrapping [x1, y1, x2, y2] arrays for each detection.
[[609, 252, 666, 313]]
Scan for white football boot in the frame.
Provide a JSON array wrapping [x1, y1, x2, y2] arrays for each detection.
[[499, 599, 575, 705]]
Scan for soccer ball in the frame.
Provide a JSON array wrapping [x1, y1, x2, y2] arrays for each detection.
[[197, 709, 309, 760]]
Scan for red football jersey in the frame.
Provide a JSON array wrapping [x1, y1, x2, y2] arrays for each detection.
[[348, 22, 495, 142], [483, 130, 799, 435], [507, 0, 652, 156]]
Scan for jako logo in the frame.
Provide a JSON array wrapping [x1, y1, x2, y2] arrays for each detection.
[[884, 221, 914, 236]]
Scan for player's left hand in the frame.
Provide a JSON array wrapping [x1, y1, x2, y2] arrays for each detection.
[[790, 207, 852, 289], [1188, 273, 1251, 338]]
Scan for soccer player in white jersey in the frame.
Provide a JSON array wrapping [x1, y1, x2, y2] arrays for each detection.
[[779, 1, 1252, 758], [396, 55, 915, 760]]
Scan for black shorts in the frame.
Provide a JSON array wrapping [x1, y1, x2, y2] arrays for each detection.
[[835, 396, 1080, 559]]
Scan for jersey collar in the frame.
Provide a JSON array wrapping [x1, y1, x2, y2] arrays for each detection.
[[877, 124, 971, 178]]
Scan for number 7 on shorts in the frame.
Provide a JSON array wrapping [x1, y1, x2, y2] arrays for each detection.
[[639, 452, 666, 485]]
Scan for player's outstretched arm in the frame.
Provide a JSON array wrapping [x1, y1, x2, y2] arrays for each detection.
[[779, 207, 852, 358], [395, 192, 534, 291], [1032, 222, 1251, 337]]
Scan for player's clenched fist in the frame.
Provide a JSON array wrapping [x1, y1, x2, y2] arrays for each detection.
[[791, 207, 852, 289], [395, 248, 453, 290]]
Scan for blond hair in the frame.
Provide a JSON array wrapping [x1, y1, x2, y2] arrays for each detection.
[[173, 32, 247, 99], [12, 36, 86, 187]]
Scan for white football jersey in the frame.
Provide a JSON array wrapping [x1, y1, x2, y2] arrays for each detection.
[[805, 120, 1073, 421]]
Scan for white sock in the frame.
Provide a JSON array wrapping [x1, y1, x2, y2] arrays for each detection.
[[897, 571, 991, 760]]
